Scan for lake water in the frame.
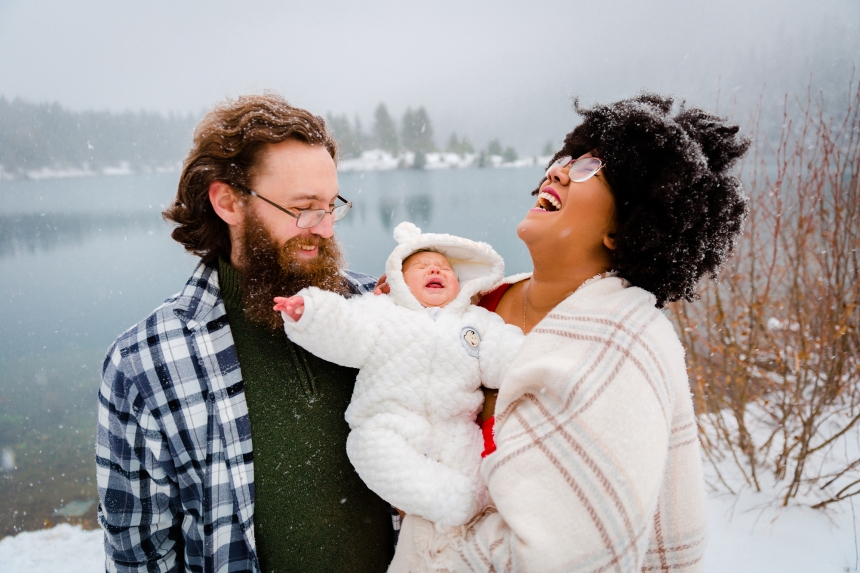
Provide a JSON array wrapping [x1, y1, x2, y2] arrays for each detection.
[[0, 167, 543, 536]]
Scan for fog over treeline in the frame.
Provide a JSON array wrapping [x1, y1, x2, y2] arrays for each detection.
[[2, 79, 853, 178], [326, 103, 524, 160], [0, 97, 198, 175], [0, 0, 857, 175], [0, 98, 531, 176]]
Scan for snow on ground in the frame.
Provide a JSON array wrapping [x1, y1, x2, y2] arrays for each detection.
[[0, 523, 104, 573], [1, 490, 856, 572], [704, 487, 858, 572]]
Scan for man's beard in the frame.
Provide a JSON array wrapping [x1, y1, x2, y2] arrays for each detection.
[[238, 213, 349, 332]]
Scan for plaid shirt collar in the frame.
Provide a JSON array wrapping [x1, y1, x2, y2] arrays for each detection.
[[171, 262, 225, 332]]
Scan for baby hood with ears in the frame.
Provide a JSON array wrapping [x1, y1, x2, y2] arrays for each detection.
[[385, 222, 505, 312]]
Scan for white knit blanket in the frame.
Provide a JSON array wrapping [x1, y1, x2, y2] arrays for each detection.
[[390, 275, 707, 573]]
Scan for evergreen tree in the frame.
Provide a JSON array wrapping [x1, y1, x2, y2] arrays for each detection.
[[401, 106, 435, 153], [413, 107, 435, 152], [446, 132, 475, 154], [459, 136, 475, 154], [542, 140, 555, 155], [401, 108, 418, 151], [486, 138, 503, 156], [413, 150, 427, 170], [354, 115, 369, 152], [372, 103, 399, 153], [0, 96, 198, 175], [446, 132, 461, 153], [326, 113, 360, 158], [502, 146, 518, 163]]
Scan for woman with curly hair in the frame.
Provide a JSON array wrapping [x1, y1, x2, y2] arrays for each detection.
[[388, 93, 749, 573]]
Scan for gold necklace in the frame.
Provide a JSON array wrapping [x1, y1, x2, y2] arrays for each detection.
[[522, 279, 580, 331], [522, 281, 529, 331], [522, 280, 555, 331]]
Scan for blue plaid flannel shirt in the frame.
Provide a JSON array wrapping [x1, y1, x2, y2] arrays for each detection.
[[96, 260, 378, 573]]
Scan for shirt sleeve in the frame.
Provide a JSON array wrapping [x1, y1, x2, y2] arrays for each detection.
[[280, 287, 386, 370], [96, 342, 182, 573], [343, 270, 378, 296]]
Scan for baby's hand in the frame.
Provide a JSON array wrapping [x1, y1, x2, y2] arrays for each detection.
[[373, 274, 390, 295], [273, 296, 305, 322]]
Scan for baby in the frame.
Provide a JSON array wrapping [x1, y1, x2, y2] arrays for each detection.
[[273, 222, 524, 527]]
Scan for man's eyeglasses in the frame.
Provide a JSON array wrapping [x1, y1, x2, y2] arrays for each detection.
[[545, 156, 606, 183], [230, 183, 352, 229]]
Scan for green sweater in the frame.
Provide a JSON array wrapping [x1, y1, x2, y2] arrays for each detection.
[[219, 259, 393, 573]]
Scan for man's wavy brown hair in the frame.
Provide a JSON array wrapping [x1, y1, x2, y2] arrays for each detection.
[[162, 93, 338, 262]]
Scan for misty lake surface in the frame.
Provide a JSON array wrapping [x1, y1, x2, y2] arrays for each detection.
[[0, 167, 543, 536]]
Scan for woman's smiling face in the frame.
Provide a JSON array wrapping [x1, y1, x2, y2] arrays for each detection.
[[516, 151, 617, 267]]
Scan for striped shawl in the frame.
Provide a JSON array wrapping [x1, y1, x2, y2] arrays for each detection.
[[390, 275, 707, 573]]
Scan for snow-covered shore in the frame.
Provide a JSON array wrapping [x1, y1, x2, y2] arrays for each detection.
[[0, 152, 550, 181], [337, 150, 551, 171], [0, 523, 104, 573], [2, 488, 856, 572], [0, 161, 181, 181]]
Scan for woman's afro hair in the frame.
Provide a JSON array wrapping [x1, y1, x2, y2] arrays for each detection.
[[543, 93, 750, 307]]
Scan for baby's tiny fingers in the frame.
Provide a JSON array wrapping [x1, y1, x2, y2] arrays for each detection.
[[373, 274, 390, 296]]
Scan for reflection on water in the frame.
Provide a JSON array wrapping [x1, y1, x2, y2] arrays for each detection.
[[376, 195, 433, 230], [0, 173, 192, 535], [378, 197, 399, 229], [1, 352, 101, 534], [0, 167, 541, 536], [407, 195, 433, 227], [0, 212, 156, 258]]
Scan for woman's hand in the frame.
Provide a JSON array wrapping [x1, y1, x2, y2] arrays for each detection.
[[480, 387, 498, 422], [273, 295, 305, 322]]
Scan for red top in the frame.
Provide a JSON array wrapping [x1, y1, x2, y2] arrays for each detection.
[[477, 283, 513, 457], [478, 282, 513, 312], [480, 417, 496, 458]]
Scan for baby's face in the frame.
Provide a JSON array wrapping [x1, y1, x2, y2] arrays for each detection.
[[402, 251, 460, 308]]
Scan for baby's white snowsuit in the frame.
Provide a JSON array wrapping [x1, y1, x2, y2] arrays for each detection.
[[279, 222, 524, 526]]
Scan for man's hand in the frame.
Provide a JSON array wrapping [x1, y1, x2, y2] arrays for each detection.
[[373, 274, 390, 295], [273, 296, 305, 322]]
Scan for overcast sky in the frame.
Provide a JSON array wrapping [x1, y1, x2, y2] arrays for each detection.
[[0, 0, 857, 153]]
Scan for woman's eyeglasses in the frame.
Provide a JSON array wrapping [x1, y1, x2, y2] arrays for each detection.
[[231, 183, 352, 229], [545, 156, 605, 183]]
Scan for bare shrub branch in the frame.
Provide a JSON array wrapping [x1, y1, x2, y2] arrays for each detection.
[[671, 81, 860, 508]]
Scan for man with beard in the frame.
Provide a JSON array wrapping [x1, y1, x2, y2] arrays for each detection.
[[96, 94, 394, 573]]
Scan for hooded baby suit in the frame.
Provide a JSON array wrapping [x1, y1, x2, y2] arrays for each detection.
[[279, 222, 524, 526]]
